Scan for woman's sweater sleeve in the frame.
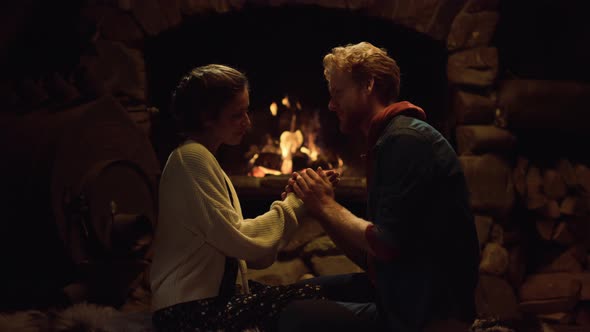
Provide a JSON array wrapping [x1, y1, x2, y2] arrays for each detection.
[[178, 144, 303, 266]]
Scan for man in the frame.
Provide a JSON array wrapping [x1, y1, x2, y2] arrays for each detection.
[[282, 42, 480, 331]]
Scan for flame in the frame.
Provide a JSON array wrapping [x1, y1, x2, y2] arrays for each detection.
[[250, 165, 282, 178], [279, 129, 303, 174], [296, 101, 302, 110], [269, 102, 278, 116], [281, 96, 291, 108]]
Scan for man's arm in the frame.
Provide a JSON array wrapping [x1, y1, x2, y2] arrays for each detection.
[[293, 169, 373, 268]]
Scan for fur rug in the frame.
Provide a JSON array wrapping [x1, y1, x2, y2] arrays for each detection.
[[0, 304, 561, 332], [0, 303, 152, 332]]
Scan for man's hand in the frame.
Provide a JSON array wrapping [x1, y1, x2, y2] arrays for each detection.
[[281, 168, 340, 200], [291, 167, 335, 218]]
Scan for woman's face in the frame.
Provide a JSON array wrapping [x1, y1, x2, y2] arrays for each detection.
[[207, 87, 251, 146]]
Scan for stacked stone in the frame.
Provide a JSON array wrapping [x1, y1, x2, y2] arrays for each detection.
[[443, 0, 524, 323]]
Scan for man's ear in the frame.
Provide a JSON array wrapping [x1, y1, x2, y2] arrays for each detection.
[[366, 78, 375, 94]]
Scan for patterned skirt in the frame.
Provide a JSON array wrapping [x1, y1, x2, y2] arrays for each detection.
[[152, 281, 324, 332]]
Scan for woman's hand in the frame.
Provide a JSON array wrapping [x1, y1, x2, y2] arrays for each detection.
[[281, 167, 340, 200]]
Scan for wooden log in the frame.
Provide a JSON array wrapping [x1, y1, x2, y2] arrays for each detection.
[[452, 90, 496, 125], [537, 312, 574, 325], [558, 159, 579, 189], [538, 246, 585, 274], [519, 273, 581, 314], [543, 169, 568, 201], [497, 80, 590, 135], [553, 222, 576, 246], [536, 219, 556, 241], [574, 164, 590, 194], [447, 10, 499, 51], [536, 200, 561, 219], [447, 47, 499, 87], [560, 196, 588, 217], [479, 242, 509, 276], [526, 166, 548, 210], [455, 125, 516, 156], [513, 156, 529, 197], [475, 275, 521, 320], [460, 154, 515, 216], [571, 273, 590, 301]]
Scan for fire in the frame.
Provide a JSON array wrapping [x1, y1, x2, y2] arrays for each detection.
[[269, 102, 278, 116], [249, 96, 345, 177]]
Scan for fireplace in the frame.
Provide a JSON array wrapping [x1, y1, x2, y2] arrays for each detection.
[[144, 5, 449, 216]]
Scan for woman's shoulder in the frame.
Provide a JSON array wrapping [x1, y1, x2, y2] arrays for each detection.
[[174, 141, 223, 176]]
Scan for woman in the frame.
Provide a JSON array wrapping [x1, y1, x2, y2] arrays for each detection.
[[150, 64, 336, 331]]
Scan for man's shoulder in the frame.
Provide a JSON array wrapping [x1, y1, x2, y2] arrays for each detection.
[[377, 115, 434, 146]]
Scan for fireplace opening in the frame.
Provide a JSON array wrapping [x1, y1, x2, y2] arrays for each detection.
[[145, 5, 448, 179]]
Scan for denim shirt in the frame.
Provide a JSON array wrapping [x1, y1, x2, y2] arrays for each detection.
[[366, 115, 480, 332]]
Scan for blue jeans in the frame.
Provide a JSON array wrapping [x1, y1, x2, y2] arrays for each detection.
[[278, 273, 388, 332]]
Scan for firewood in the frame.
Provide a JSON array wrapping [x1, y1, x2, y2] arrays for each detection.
[[475, 275, 521, 320], [519, 273, 581, 314], [553, 222, 576, 246], [536, 200, 561, 219], [455, 125, 516, 155], [536, 219, 556, 241], [526, 166, 543, 193], [538, 246, 585, 273], [537, 312, 574, 325], [575, 164, 590, 194], [543, 169, 568, 200], [527, 194, 548, 211], [572, 272, 590, 300], [560, 196, 588, 216], [558, 159, 578, 188], [513, 156, 529, 197]]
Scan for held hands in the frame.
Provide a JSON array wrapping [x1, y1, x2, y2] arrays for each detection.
[[282, 167, 337, 217], [281, 167, 340, 200]]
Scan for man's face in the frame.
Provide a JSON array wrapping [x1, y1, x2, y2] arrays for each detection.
[[327, 70, 369, 134], [207, 87, 251, 146]]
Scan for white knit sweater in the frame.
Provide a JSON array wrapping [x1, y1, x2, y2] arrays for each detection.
[[150, 141, 304, 311]]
